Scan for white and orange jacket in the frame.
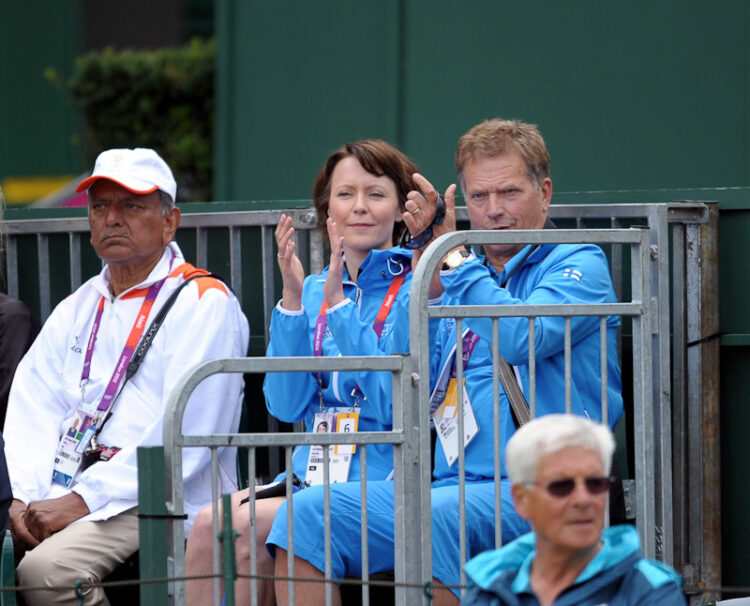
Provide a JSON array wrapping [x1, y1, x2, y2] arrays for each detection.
[[4, 242, 249, 532]]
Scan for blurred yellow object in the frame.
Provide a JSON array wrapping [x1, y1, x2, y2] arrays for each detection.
[[1, 176, 74, 205]]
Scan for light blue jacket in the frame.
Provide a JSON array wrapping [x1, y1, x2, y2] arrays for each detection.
[[397, 241, 622, 483], [263, 247, 412, 482], [462, 525, 686, 605]]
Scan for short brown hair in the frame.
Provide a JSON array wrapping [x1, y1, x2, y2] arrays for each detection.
[[312, 139, 418, 243], [455, 119, 550, 191]]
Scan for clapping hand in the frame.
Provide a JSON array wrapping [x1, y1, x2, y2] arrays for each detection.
[[275, 214, 305, 310], [323, 218, 346, 308]]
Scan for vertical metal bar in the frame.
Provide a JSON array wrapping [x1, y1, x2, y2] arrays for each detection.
[[360, 447, 369, 606], [137, 446, 170, 605], [6, 237, 19, 299], [229, 226, 242, 306], [196, 226, 208, 269], [455, 319, 467, 597], [222, 493, 237, 606], [323, 445, 332, 606], [600, 317, 608, 428], [647, 205, 673, 564], [261, 225, 275, 348], [309, 226, 326, 275], [37, 234, 51, 321], [632, 230, 655, 558], [285, 447, 295, 604], [564, 317, 572, 414], [248, 448, 258, 606], [492, 319, 502, 549], [670, 222, 688, 573], [528, 318, 536, 417], [211, 449, 221, 606], [685, 205, 721, 604], [610, 217, 623, 304], [68, 232, 82, 292], [393, 354, 419, 605], [407, 234, 434, 605]]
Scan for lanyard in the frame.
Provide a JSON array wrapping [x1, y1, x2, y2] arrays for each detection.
[[80, 276, 168, 412], [312, 269, 409, 401], [451, 330, 480, 378]]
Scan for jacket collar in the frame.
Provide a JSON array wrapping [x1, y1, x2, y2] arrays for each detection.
[[92, 241, 184, 299]]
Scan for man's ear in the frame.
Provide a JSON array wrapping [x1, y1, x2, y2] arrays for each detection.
[[162, 206, 181, 244], [512, 483, 532, 521], [541, 178, 553, 212]]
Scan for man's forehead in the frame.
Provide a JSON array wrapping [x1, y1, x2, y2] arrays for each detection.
[[89, 180, 159, 202], [462, 152, 529, 188]]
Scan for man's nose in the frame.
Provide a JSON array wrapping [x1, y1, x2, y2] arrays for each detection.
[[105, 203, 124, 224], [486, 193, 505, 218]]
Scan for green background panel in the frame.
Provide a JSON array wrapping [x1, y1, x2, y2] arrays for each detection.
[[216, 1, 749, 201], [0, 2, 81, 180]]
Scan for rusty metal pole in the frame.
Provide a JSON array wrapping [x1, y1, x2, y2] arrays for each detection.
[[684, 202, 721, 605]]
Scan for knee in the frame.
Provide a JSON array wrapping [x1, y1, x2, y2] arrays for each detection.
[[18, 545, 82, 587], [186, 506, 215, 562]]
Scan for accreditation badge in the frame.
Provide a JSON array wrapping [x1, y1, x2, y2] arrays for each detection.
[[305, 409, 359, 486], [432, 378, 479, 467], [51, 409, 100, 488]]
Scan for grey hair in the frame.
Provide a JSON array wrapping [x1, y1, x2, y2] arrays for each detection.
[[159, 190, 175, 215], [505, 414, 615, 485]]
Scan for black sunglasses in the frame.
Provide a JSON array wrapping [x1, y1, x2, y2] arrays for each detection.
[[531, 476, 613, 498]]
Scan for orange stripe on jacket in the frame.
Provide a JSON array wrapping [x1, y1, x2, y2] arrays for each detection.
[[120, 263, 228, 300], [168, 263, 228, 298]]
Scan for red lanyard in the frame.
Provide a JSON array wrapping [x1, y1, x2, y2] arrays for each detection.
[[81, 277, 167, 412], [312, 271, 408, 396]]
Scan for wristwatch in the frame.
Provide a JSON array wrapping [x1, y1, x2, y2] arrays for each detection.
[[441, 248, 471, 271]]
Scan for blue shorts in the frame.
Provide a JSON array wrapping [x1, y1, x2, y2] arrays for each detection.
[[265, 479, 529, 597]]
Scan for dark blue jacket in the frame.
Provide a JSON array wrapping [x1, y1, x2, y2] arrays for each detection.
[[462, 525, 686, 605]]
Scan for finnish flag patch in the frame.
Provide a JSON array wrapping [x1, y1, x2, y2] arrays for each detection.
[[562, 268, 583, 282]]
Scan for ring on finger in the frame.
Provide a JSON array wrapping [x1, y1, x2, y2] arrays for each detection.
[[411, 207, 422, 216], [277, 253, 286, 259]]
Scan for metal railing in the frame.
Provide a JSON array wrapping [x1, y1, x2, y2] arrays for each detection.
[[4, 201, 719, 604]]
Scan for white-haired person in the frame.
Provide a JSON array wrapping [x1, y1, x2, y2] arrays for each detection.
[[462, 414, 686, 606]]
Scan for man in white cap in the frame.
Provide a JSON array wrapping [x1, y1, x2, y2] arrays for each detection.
[[3, 148, 250, 605]]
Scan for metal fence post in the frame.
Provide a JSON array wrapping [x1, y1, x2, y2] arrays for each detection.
[[685, 202, 721, 605], [138, 445, 170, 605]]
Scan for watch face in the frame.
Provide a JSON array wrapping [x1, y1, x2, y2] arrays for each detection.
[[444, 249, 469, 270]]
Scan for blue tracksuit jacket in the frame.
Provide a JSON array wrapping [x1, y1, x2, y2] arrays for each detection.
[[263, 246, 412, 482], [462, 525, 686, 605]]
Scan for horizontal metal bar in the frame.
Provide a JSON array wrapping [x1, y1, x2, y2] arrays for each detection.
[[3, 203, 709, 238], [179, 430, 405, 448], [428, 302, 642, 319], [179, 355, 408, 376], [451, 228, 646, 246], [4, 217, 91, 235], [178, 209, 318, 228]]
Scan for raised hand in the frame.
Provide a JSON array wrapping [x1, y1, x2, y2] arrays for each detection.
[[323, 218, 346, 308], [275, 214, 305, 310], [402, 173, 458, 251], [402, 174, 458, 297]]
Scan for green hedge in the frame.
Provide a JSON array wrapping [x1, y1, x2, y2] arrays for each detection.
[[50, 38, 215, 202]]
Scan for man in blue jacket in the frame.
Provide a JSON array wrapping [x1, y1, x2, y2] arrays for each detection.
[[270, 119, 623, 606], [462, 414, 684, 605]]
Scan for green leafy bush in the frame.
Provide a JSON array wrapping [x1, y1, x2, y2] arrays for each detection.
[[54, 38, 215, 202]]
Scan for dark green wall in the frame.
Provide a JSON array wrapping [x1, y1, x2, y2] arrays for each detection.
[[0, 2, 82, 180], [215, 1, 749, 200]]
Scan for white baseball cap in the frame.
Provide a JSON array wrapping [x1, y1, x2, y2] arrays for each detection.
[[76, 148, 177, 201]]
